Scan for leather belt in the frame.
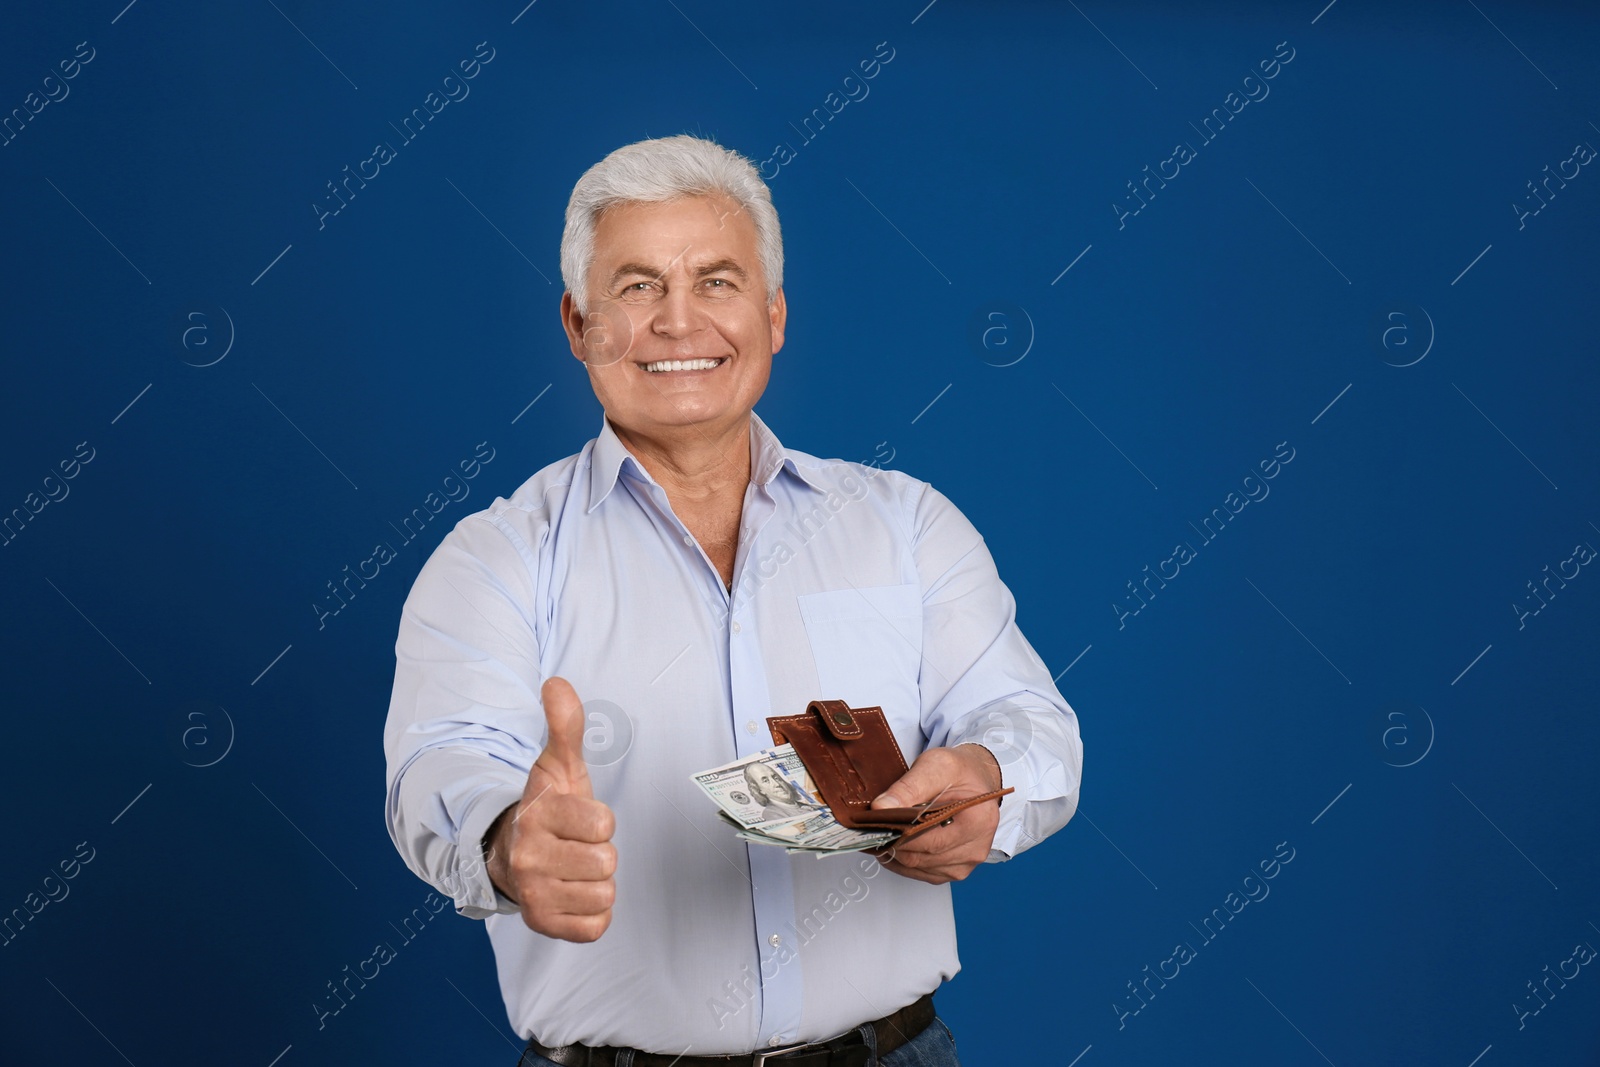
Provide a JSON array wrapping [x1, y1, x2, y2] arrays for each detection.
[[522, 992, 936, 1067]]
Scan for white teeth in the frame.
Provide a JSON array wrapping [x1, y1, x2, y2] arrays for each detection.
[[643, 358, 724, 373]]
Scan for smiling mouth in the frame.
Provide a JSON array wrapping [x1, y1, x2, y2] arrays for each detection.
[[641, 357, 727, 373]]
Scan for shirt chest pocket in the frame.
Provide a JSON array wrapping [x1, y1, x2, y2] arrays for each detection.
[[796, 583, 924, 731]]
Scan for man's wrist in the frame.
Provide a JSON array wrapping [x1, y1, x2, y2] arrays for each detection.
[[956, 742, 1003, 793], [482, 802, 520, 905]]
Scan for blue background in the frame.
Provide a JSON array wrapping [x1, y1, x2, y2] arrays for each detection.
[[2, 1, 1598, 1064]]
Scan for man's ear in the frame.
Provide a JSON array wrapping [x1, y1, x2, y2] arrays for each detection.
[[768, 287, 787, 356], [560, 291, 588, 361]]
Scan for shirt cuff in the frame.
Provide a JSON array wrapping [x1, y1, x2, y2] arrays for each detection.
[[453, 782, 526, 919]]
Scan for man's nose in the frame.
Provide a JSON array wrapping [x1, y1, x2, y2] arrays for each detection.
[[652, 282, 704, 339]]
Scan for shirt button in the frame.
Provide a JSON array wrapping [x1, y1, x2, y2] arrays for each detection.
[[745, 720, 758, 734], [731, 621, 742, 633], [682, 534, 694, 546], [768, 1036, 783, 1047], [768, 933, 782, 947]]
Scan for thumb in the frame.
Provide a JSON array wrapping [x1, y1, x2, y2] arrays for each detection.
[[871, 758, 945, 811], [534, 676, 592, 797]]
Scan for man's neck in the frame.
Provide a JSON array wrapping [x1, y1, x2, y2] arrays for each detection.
[[610, 413, 753, 509]]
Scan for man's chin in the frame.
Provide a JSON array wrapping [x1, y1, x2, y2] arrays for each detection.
[[610, 398, 756, 435]]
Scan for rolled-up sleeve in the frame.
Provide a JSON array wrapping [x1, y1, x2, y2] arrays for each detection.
[[383, 512, 547, 919], [905, 481, 1084, 861]]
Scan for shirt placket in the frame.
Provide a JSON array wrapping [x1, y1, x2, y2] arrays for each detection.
[[727, 482, 806, 1050], [637, 472, 807, 1049]]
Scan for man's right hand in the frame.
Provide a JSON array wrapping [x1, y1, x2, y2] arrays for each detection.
[[485, 676, 617, 942]]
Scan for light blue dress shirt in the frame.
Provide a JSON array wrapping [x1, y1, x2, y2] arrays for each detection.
[[383, 409, 1083, 1054]]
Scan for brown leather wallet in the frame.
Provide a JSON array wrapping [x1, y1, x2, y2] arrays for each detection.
[[766, 700, 1012, 843]]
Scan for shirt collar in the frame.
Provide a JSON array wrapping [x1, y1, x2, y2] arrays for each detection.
[[587, 409, 827, 513]]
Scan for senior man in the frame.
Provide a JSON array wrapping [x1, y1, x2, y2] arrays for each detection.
[[384, 134, 1083, 1066]]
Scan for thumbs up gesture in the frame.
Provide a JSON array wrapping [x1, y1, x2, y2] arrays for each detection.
[[485, 676, 617, 942]]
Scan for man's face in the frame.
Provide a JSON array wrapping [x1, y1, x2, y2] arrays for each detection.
[[562, 193, 786, 437], [745, 762, 787, 804]]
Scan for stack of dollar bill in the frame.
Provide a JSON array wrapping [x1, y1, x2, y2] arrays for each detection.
[[691, 744, 897, 854]]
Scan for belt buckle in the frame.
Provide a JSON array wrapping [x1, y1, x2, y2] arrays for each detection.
[[751, 1040, 815, 1065]]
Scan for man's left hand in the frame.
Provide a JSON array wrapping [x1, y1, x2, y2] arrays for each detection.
[[869, 744, 1003, 884]]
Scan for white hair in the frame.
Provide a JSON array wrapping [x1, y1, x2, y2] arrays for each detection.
[[560, 134, 783, 315]]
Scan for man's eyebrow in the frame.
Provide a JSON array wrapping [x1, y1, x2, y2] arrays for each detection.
[[607, 262, 667, 288], [693, 258, 748, 281]]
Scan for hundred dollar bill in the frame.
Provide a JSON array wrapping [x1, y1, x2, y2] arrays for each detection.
[[691, 744, 823, 831], [697, 744, 902, 853], [780, 835, 895, 856], [716, 800, 896, 854], [744, 825, 895, 853]]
